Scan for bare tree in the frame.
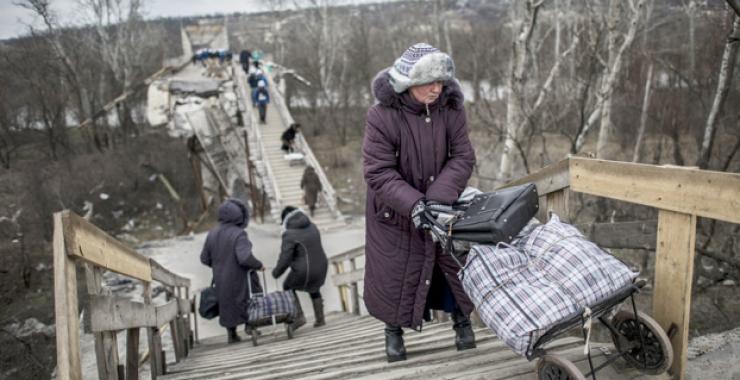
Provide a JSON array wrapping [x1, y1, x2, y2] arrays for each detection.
[[574, 0, 647, 156], [697, 5, 740, 169]]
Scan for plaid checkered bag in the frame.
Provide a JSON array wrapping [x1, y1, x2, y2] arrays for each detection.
[[459, 214, 638, 358], [247, 291, 296, 324]]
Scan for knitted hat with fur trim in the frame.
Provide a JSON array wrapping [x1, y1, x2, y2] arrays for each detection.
[[387, 43, 455, 93]]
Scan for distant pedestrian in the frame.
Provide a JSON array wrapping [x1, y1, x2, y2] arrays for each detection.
[[200, 199, 265, 344], [280, 123, 301, 153], [272, 206, 329, 329], [252, 80, 270, 124], [301, 166, 322, 217], [240, 49, 252, 72]]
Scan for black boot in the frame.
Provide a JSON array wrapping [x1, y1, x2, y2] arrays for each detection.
[[312, 298, 325, 327], [385, 324, 407, 362], [227, 327, 241, 344], [290, 292, 307, 331], [451, 309, 476, 351]]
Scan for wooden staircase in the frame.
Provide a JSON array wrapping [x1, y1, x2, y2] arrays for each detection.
[[232, 63, 346, 231], [158, 312, 667, 380]]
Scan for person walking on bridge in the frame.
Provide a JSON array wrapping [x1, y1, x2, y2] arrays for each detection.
[[253, 80, 270, 124], [200, 199, 265, 343], [301, 166, 322, 217], [272, 206, 329, 329], [362, 43, 478, 362]]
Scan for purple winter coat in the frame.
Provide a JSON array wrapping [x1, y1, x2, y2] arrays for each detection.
[[200, 200, 263, 328], [362, 70, 477, 330]]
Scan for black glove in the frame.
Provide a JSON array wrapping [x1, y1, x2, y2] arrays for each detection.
[[411, 200, 430, 230]]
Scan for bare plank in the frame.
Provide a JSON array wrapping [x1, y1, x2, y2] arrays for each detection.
[[61, 211, 152, 281], [328, 245, 365, 264], [85, 265, 121, 380], [87, 295, 156, 332], [53, 212, 83, 380], [126, 328, 140, 380], [497, 157, 570, 195], [156, 301, 179, 328], [652, 210, 696, 380], [331, 269, 364, 287], [150, 259, 190, 288], [143, 282, 161, 379], [569, 157, 740, 224]]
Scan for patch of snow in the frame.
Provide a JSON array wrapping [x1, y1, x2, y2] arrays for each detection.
[[6, 318, 55, 338], [99, 193, 110, 200]]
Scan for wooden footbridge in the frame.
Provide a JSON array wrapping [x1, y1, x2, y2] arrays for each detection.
[[52, 155, 739, 380], [53, 18, 740, 380]]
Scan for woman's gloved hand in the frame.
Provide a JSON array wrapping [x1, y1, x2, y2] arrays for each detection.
[[411, 200, 430, 230]]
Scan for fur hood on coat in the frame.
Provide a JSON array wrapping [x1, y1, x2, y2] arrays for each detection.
[[371, 69, 464, 111]]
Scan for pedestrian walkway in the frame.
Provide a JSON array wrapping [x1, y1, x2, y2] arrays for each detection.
[[159, 312, 669, 380]]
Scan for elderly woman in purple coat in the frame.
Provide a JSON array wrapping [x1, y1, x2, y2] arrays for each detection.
[[362, 43, 477, 362]]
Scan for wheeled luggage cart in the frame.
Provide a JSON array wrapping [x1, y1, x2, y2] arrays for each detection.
[[529, 279, 672, 380], [246, 270, 295, 346], [424, 205, 673, 380]]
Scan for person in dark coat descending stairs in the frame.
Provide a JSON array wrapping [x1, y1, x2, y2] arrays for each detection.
[[200, 199, 265, 343], [272, 206, 329, 329], [301, 166, 323, 217]]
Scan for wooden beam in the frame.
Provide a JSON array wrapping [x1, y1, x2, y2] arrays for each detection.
[[87, 295, 156, 332], [569, 157, 740, 224], [497, 157, 570, 195], [126, 328, 140, 380], [155, 301, 179, 328], [652, 210, 696, 379], [331, 269, 364, 287], [53, 212, 83, 380], [61, 211, 152, 282], [143, 282, 161, 379], [151, 260, 191, 288], [328, 245, 365, 264], [84, 265, 121, 380], [545, 189, 569, 223]]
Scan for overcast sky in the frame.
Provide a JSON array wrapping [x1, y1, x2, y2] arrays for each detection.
[[0, 0, 402, 40]]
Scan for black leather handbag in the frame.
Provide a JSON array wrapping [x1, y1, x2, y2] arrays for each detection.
[[198, 280, 219, 320], [448, 183, 539, 244]]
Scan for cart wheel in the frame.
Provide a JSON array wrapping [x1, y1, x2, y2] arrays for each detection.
[[250, 329, 259, 347], [536, 355, 586, 380], [610, 310, 673, 375], [286, 323, 294, 339]]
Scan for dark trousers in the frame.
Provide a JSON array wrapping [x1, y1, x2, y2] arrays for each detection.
[[258, 104, 267, 123]]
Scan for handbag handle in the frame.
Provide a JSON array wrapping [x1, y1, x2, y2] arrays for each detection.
[[247, 269, 269, 297]]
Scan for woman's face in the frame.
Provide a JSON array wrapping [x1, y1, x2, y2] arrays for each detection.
[[409, 81, 443, 104]]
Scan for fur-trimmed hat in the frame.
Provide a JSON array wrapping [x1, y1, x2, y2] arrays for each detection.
[[387, 43, 455, 93]]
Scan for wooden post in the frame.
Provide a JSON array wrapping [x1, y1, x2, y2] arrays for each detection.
[[545, 188, 569, 222], [244, 130, 261, 218], [349, 258, 360, 315], [84, 265, 121, 380], [126, 328, 140, 380], [143, 282, 160, 379], [333, 262, 349, 312], [652, 209, 697, 379], [192, 296, 199, 344], [53, 212, 83, 380]]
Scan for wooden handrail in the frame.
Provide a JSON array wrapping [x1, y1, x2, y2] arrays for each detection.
[[54, 210, 195, 380]]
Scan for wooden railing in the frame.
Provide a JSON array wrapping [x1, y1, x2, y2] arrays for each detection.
[[501, 156, 740, 379], [328, 245, 365, 315], [54, 211, 196, 380]]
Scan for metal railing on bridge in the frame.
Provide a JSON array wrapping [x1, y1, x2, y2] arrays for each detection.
[[54, 211, 196, 380]]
